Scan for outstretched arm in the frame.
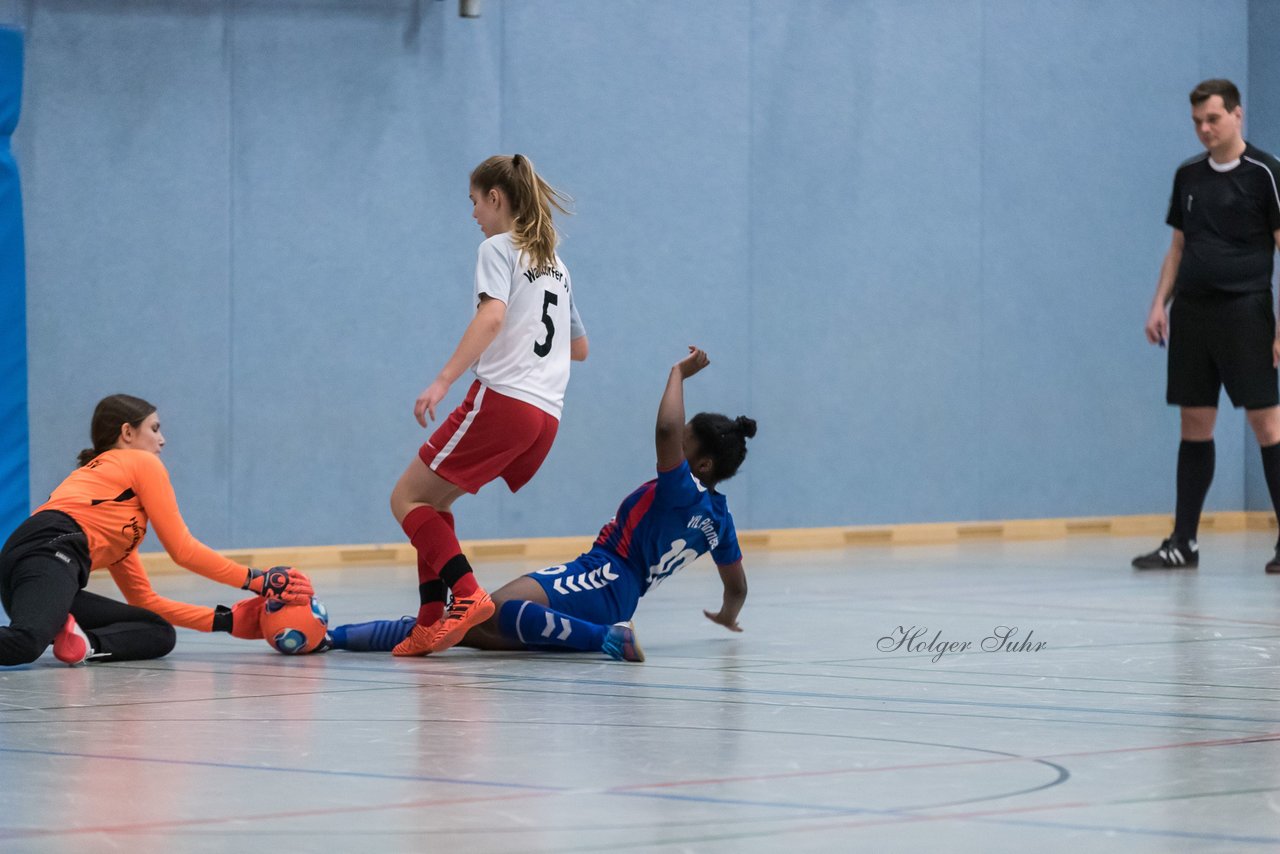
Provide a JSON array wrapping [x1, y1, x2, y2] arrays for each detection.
[[415, 295, 507, 426], [704, 560, 747, 632], [109, 558, 284, 639], [131, 452, 312, 605], [130, 452, 252, 590], [655, 346, 709, 471], [109, 554, 221, 632]]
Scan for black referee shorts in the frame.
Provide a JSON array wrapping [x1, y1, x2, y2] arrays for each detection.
[[1167, 291, 1279, 410]]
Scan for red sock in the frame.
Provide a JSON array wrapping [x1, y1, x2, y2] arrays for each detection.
[[405, 510, 455, 587], [435, 511, 479, 596], [413, 551, 433, 586], [402, 506, 478, 598], [448, 567, 479, 598], [402, 507, 460, 625], [401, 506, 460, 574]]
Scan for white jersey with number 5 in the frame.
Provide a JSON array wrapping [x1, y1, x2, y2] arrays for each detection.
[[471, 231, 581, 419]]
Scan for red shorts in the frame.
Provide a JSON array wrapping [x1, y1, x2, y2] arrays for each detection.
[[419, 381, 559, 494]]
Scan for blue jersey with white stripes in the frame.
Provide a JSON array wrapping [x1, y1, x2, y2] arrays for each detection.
[[593, 460, 741, 595]]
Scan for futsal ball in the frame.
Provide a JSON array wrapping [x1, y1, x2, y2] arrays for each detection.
[[261, 597, 329, 655]]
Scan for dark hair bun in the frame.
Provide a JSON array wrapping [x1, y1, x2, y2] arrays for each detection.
[[734, 416, 757, 439]]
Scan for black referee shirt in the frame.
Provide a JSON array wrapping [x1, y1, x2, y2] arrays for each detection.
[[1167, 142, 1280, 296]]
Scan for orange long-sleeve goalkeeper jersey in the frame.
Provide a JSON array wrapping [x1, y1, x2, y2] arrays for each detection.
[[36, 448, 250, 632]]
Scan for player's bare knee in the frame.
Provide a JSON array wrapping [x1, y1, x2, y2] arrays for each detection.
[[389, 480, 410, 520], [1179, 409, 1216, 440], [1247, 409, 1280, 445]]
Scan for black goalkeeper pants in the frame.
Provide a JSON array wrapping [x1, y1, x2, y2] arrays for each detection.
[[0, 511, 175, 666]]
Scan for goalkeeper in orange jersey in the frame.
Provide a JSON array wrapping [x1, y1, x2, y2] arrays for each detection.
[[0, 394, 314, 666]]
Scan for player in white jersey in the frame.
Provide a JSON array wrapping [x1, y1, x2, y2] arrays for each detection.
[[470, 229, 580, 417], [329, 347, 754, 663], [389, 154, 588, 657]]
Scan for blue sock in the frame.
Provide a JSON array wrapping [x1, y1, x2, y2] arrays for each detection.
[[329, 616, 416, 652], [498, 600, 607, 652]]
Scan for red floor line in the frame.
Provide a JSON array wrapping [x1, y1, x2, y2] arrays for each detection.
[[8, 737, 1277, 842], [1042, 730, 1280, 759], [0, 790, 552, 840]]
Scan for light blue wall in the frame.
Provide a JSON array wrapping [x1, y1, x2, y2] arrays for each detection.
[[13, 0, 1260, 548]]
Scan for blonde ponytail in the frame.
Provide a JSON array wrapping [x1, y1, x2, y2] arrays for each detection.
[[470, 154, 571, 269]]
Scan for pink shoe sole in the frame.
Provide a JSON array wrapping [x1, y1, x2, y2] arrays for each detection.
[[52, 615, 91, 665]]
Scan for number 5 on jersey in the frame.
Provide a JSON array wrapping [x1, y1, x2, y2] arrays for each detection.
[[534, 291, 558, 358]]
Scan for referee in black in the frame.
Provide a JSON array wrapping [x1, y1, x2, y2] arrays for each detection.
[[1134, 79, 1280, 572]]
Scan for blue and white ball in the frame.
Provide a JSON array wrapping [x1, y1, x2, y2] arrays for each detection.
[[261, 597, 329, 655]]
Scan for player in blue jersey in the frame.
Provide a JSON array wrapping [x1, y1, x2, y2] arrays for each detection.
[[330, 347, 753, 661]]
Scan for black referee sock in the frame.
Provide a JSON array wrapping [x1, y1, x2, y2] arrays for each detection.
[[1173, 439, 1214, 544], [1259, 442, 1280, 547]]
